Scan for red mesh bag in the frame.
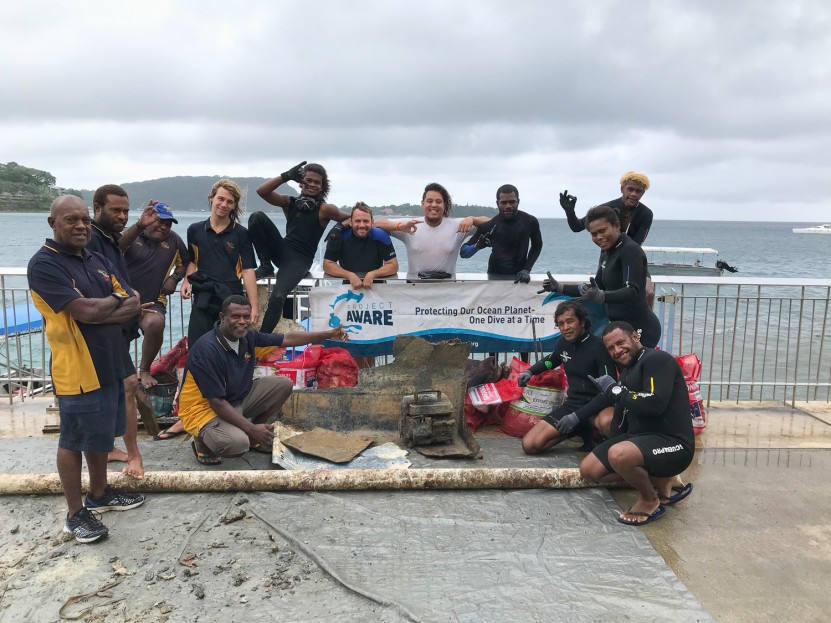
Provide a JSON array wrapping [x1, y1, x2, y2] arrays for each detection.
[[675, 353, 707, 435], [315, 347, 359, 388], [150, 337, 188, 376]]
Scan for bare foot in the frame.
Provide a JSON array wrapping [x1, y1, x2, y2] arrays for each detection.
[[123, 454, 145, 479], [108, 448, 129, 463], [138, 369, 157, 388]]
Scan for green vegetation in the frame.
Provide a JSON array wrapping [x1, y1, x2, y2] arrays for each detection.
[[0, 162, 83, 212], [0, 164, 497, 216]]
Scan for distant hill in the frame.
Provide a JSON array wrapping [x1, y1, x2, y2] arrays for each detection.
[[1, 163, 498, 216], [77, 176, 296, 212]]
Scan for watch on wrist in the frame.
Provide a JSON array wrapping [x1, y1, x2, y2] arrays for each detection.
[[611, 385, 624, 398], [111, 292, 126, 308]]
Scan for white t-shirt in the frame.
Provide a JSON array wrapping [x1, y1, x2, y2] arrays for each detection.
[[390, 218, 476, 279]]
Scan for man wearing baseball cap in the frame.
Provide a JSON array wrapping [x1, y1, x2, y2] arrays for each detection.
[[123, 202, 189, 392]]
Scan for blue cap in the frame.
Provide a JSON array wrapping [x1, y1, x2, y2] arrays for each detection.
[[154, 203, 178, 223]]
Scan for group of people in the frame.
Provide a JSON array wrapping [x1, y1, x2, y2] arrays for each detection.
[[28, 162, 692, 542]]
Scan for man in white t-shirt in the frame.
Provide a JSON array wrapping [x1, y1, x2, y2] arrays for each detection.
[[376, 182, 490, 280]]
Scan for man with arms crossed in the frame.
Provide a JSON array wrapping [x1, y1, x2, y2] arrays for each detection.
[[28, 196, 147, 543], [580, 321, 695, 526], [520, 300, 616, 454], [179, 295, 348, 465], [88, 184, 159, 478]]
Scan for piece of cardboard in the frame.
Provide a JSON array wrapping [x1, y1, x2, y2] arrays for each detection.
[[283, 427, 373, 463]]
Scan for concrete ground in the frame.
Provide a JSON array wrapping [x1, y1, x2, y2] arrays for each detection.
[[0, 397, 829, 622]]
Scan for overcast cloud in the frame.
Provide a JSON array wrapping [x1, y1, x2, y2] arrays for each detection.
[[1, 0, 829, 220]]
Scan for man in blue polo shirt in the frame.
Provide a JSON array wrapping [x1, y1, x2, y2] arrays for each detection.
[[88, 183, 160, 479], [178, 295, 348, 465], [323, 202, 399, 289], [123, 203, 189, 389], [28, 195, 148, 543], [181, 179, 258, 346]]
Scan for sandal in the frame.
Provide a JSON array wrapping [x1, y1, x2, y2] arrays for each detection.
[[191, 440, 222, 465], [154, 427, 187, 441]]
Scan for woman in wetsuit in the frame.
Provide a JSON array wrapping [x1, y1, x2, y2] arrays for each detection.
[[248, 162, 349, 333], [541, 205, 661, 348]]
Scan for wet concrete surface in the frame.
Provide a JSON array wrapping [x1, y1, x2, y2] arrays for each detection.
[[0, 397, 829, 621]]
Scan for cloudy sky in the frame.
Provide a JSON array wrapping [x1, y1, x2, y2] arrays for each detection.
[[2, 0, 829, 221]]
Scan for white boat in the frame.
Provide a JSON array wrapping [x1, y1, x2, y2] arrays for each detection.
[[792, 224, 831, 234], [642, 246, 729, 276]]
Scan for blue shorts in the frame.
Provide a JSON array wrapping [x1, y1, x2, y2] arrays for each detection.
[[56, 382, 126, 453]]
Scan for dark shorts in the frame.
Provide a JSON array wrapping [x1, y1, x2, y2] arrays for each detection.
[[56, 382, 127, 453], [592, 433, 694, 478], [144, 300, 167, 316], [121, 332, 137, 377]]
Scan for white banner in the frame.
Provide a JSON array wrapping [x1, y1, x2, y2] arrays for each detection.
[[309, 281, 607, 356]]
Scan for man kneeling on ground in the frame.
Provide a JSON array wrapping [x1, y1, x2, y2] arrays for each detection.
[[178, 295, 348, 465], [580, 321, 695, 526], [521, 300, 617, 454]]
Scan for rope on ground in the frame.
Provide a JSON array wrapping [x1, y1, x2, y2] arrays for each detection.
[[246, 501, 425, 623]]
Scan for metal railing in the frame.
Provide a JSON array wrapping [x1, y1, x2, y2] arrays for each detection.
[[4, 271, 831, 406]]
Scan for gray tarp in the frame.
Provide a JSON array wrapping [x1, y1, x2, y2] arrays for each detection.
[[0, 437, 713, 622]]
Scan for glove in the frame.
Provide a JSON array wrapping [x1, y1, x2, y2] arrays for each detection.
[[588, 375, 625, 401], [476, 233, 493, 249], [517, 371, 533, 387], [325, 223, 345, 256], [537, 271, 562, 294], [514, 270, 531, 284], [555, 412, 580, 435], [281, 160, 307, 183], [579, 277, 605, 303], [559, 190, 577, 211]]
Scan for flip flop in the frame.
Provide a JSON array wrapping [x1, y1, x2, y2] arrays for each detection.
[[153, 427, 186, 441], [658, 482, 693, 506], [191, 440, 222, 465], [617, 504, 666, 526]]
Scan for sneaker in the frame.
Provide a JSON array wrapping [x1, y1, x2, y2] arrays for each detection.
[[254, 264, 275, 279], [64, 507, 109, 543], [84, 485, 146, 513]]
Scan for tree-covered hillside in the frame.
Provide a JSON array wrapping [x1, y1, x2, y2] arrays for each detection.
[[0, 162, 83, 211]]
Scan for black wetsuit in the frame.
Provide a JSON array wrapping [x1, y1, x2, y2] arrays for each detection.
[[460, 211, 543, 279], [592, 348, 694, 478], [324, 227, 396, 276], [249, 195, 329, 333], [563, 234, 661, 347], [564, 198, 653, 246], [526, 332, 617, 425]]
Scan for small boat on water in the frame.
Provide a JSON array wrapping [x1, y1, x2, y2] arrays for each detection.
[[642, 246, 735, 276], [792, 224, 831, 234]]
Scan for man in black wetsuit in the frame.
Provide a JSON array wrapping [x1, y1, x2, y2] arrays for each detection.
[[541, 205, 662, 348], [580, 321, 695, 526], [520, 300, 617, 453], [248, 162, 350, 333], [323, 202, 399, 289], [459, 184, 543, 283], [560, 171, 655, 304], [559, 171, 653, 245]]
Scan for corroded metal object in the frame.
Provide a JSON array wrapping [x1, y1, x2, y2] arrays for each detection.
[[400, 390, 455, 446], [0, 468, 600, 495]]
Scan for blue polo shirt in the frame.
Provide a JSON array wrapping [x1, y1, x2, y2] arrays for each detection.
[[125, 230, 189, 305], [186, 219, 256, 284], [88, 221, 131, 286], [27, 239, 134, 395], [178, 323, 284, 434]]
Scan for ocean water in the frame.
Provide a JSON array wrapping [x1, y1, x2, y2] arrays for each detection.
[[1, 212, 828, 278]]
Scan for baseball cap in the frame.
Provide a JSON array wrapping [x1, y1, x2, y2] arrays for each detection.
[[154, 203, 178, 223]]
